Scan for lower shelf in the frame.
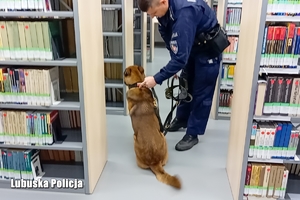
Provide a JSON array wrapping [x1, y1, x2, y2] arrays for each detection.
[[244, 162, 300, 200], [248, 156, 300, 164], [218, 113, 231, 120], [0, 101, 80, 111], [285, 175, 300, 198], [287, 193, 300, 200], [254, 115, 300, 123], [0, 163, 85, 193], [246, 193, 299, 200], [0, 129, 82, 151], [106, 101, 124, 113], [0, 92, 81, 111]]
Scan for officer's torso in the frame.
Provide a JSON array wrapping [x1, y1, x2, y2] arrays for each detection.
[[158, 0, 217, 46]]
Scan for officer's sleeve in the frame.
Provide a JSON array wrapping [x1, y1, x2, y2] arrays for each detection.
[[153, 7, 199, 85]]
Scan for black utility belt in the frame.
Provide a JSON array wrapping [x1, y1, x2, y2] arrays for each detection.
[[194, 24, 231, 58]]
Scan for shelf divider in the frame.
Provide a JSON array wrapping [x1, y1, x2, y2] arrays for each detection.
[[0, 101, 80, 110], [225, 0, 268, 199], [0, 58, 77, 66], [210, 0, 227, 120], [74, 0, 108, 194], [0, 11, 74, 17]]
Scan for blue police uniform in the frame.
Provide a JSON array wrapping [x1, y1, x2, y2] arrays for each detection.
[[154, 0, 222, 151]]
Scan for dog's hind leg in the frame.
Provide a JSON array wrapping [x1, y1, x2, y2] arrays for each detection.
[[161, 136, 168, 166], [133, 135, 149, 169], [136, 157, 149, 169], [162, 151, 168, 166]]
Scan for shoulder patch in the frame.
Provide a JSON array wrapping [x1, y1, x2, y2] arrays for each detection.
[[171, 32, 178, 38], [170, 40, 178, 54]]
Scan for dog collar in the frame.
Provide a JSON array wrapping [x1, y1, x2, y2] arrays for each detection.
[[127, 82, 139, 89]]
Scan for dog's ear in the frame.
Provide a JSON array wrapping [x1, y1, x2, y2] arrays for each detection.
[[137, 66, 144, 75], [124, 68, 131, 77]]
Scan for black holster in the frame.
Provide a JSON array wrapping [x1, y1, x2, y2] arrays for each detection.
[[194, 23, 230, 58]]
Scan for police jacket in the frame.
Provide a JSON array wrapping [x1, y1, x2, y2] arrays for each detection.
[[153, 0, 218, 85]]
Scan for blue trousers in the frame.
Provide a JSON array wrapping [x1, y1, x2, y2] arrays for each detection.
[[176, 54, 221, 136]]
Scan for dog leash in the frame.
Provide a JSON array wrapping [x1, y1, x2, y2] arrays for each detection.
[[161, 76, 193, 136], [150, 76, 193, 136], [150, 87, 164, 133]]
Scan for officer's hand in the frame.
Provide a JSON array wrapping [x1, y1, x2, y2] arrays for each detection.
[[137, 76, 157, 88], [173, 74, 179, 79]]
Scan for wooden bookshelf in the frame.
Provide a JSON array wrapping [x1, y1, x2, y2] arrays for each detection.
[[226, 0, 267, 198], [210, 0, 242, 120], [226, 0, 300, 199], [133, 2, 147, 74], [102, 0, 134, 115], [210, 0, 228, 119], [147, 16, 155, 63], [0, 0, 108, 195]]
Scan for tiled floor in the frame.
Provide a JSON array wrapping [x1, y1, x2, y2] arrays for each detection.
[[0, 47, 233, 200]]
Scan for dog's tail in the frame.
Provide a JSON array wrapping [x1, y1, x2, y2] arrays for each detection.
[[150, 164, 181, 189]]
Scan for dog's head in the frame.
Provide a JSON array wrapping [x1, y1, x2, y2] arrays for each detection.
[[124, 65, 145, 86]]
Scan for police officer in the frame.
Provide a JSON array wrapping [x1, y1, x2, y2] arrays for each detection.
[[137, 0, 228, 151]]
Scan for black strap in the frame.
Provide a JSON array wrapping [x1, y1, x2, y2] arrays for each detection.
[[150, 88, 164, 133], [162, 101, 179, 136], [127, 78, 192, 136], [128, 82, 138, 89], [162, 76, 192, 136]]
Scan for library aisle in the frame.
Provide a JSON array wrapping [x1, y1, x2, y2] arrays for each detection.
[[0, 48, 233, 200]]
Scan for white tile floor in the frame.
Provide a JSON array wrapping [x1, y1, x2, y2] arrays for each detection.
[[0, 47, 233, 200]]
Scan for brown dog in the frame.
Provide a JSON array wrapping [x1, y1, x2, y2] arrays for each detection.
[[123, 65, 181, 189]]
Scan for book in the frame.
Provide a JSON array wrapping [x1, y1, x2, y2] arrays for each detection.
[[0, 109, 65, 146], [218, 89, 233, 114], [0, 0, 52, 12], [260, 24, 300, 69], [223, 36, 239, 61], [249, 120, 300, 160], [221, 64, 235, 87], [244, 162, 288, 199], [225, 7, 242, 33], [0, 20, 64, 61], [0, 148, 44, 180], [267, 0, 300, 16], [228, 0, 243, 4], [0, 66, 60, 106], [254, 74, 300, 117]]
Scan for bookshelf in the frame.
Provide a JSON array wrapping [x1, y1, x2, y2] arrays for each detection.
[[210, 0, 242, 120], [205, 0, 214, 8], [133, 2, 147, 72], [212, 0, 218, 14], [210, 0, 228, 120], [147, 16, 154, 63], [0, 0, 108, 195], [226, 0, 300, 199], [103, 0, 134, 115], [209, 0, 218, 120]]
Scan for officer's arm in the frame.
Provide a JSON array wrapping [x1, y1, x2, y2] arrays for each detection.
[[153, 7, 199, 85]]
